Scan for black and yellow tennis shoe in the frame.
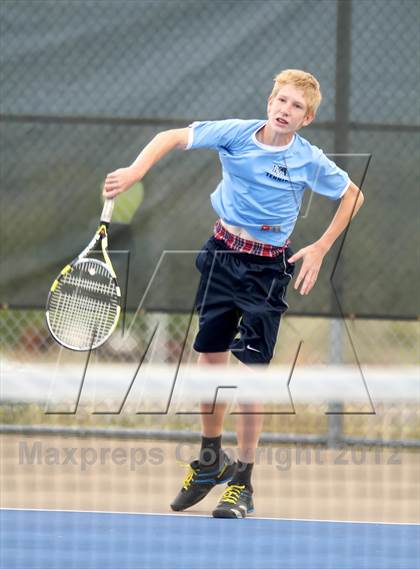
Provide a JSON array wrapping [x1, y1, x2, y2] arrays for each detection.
[[170, 451, 236, 512], [212, 483, 254, 518]]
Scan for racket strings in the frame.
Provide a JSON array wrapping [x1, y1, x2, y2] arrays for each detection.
[[64, 273, 117, 298], [49, 288, 118, 349], [47, 260, 120, 350]]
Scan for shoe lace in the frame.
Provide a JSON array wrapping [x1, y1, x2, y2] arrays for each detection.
[[220, 484, 245, 504], [178, 462, 198, 491]]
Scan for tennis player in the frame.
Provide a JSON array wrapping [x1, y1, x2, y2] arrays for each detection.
[[103, 69, 364, 518]]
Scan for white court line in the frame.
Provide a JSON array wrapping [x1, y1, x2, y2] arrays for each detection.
[[1, 507, 418, 526]]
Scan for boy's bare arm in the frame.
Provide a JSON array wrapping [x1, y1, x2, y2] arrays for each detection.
[[315, 182, 365, 253], [103, 128, 190, 198], [289, 182, 365, 295]]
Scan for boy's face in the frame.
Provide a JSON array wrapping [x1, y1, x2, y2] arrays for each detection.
[[267, 84, 314, 135]]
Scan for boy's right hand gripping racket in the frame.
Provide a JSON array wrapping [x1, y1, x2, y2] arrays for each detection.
[[46, 198, 121, 351]]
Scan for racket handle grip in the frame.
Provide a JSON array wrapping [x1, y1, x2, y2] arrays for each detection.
[[101, 198, 114, 224]]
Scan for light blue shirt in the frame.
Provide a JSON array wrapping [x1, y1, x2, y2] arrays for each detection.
[[186, 119, 350, 246]]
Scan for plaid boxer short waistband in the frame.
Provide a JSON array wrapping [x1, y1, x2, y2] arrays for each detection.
[[213, 219, 289, 257]]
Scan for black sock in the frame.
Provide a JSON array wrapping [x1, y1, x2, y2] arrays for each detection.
[[231, 460, 254, 491], [199, 435, 222, 467]]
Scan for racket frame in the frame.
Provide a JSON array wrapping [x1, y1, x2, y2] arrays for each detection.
[[46, 199, 121, 351]]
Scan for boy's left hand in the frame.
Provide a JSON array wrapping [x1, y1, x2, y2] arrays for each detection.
[[288, 242, 327, 295]]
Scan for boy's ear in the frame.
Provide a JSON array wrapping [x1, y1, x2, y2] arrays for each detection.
[[302, 112, 315, 127]]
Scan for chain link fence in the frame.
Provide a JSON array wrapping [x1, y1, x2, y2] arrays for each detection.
[[1, 309, 419, 447], [1, 309, 419, 367], [1, 1, 419, 446], [1, 0, 419, 317]]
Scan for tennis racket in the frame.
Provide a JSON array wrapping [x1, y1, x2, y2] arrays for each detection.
[[46, 198, 121, 351]]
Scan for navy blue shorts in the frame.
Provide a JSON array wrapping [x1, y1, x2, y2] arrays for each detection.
[[193, 236, 295, 365]]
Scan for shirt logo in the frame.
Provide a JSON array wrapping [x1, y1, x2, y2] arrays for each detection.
[[272, 163, 288, 177], [266, 163, 289, 182], [260, 225, 281, 232]]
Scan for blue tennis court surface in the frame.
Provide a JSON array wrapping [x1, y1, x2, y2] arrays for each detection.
[[1, 508, 418, 569]]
